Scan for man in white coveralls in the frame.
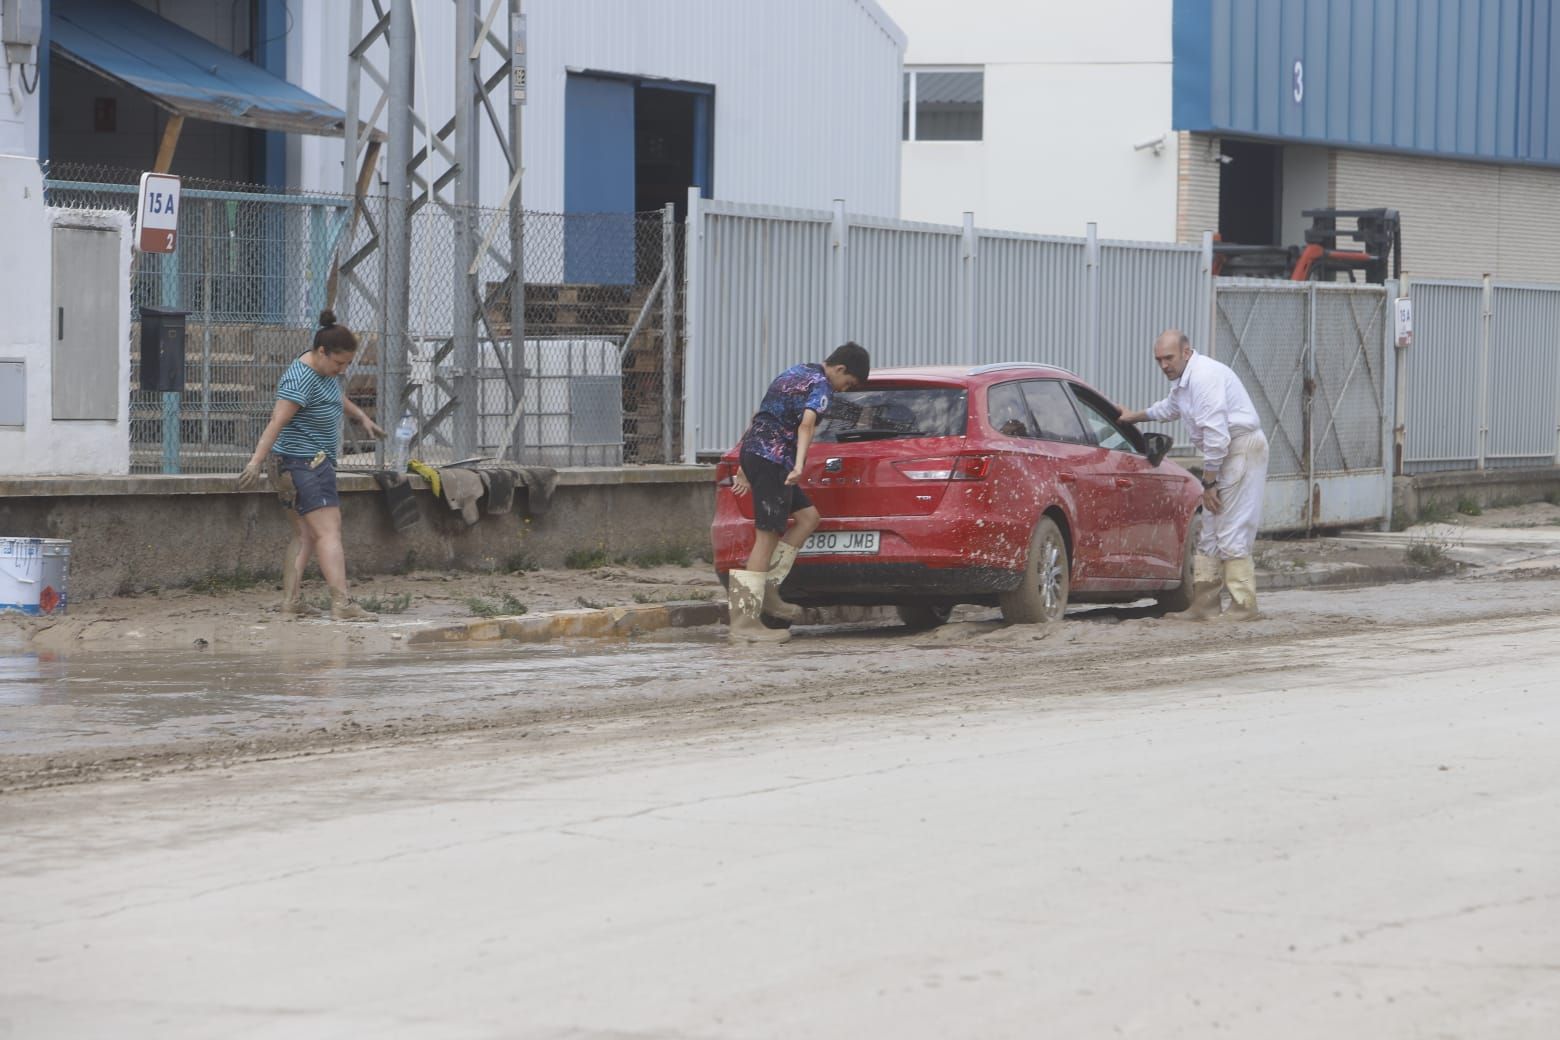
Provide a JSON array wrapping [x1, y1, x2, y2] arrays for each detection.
[[1119, 329, 1270, 620]]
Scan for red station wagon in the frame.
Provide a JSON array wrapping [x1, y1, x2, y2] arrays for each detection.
[[711, 363, 1205, 627]]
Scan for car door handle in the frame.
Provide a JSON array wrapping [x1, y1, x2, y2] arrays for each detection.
[[1058, 471, 1076, 484], [1115, 478, 1133, 489]]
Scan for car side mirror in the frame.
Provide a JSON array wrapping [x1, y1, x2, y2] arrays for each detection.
[[1143, 432, 1172, 467]]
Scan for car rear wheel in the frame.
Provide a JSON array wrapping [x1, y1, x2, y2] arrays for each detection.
[[1154, 512, 1201, 613], [998, 516, 1069, 624], [896, 604, 953, 630]]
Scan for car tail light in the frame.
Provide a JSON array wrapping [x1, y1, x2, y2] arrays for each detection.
[[895, 455, 992, 481], [715, 460, 739, 487]]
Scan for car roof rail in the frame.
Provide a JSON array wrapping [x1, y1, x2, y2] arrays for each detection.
[[966, 362, 1081, 379]]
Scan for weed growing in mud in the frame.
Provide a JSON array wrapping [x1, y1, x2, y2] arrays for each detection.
[[1546, 488, 1560, 506], [1416, 501, 1452, 525], [190, 567, 274, 595], [358, 592, 412, 614], [564, 548, 611, 570], [1456, 497, 1483, 516], [1405, 528, 1458, 568], [463, 594, 527, 617]]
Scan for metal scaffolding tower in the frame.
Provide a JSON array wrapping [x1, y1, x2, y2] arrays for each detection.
[[334, 0, 525, 461]]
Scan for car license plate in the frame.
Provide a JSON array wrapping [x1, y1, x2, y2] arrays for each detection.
[[799, 530, 880, 555]]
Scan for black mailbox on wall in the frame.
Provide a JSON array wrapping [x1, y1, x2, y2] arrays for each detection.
[[139, 307, 190, 392]]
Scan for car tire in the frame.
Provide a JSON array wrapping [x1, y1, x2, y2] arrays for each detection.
[[896, 604, 953, 630], [1154, 511, 1201, 613], [998, 516, 1070, 624]]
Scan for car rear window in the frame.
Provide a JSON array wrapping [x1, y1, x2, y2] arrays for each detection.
[[816, 387, 969, 442]]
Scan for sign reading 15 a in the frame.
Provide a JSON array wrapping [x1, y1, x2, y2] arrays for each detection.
[[136, 172, 181, 254]]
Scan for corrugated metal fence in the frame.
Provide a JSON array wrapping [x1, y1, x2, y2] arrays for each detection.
[[1404, 278, 1560, 473], [683, 196, 1213, 461]]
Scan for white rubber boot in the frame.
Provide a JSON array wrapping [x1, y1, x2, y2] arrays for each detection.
[[762, 543, 805, 623], [727, 570, 791, 644], [1181, 554, 1223, 620], [1223, 556, 1260, 621]]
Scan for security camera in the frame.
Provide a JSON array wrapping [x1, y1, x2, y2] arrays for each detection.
[[1133, 134, 1167, 156]]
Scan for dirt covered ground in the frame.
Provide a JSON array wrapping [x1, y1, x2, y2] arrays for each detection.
[[2, 514, 1500, 655]]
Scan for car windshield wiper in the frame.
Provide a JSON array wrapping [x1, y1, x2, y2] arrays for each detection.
[[835, 428, 926, 442]]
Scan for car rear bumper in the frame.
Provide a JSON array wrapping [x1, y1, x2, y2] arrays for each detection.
[[771, 561, 1022, 605]]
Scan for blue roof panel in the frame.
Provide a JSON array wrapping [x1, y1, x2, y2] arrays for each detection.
[[1173, 0, 1560, 168], [51, 0, 344, 137]]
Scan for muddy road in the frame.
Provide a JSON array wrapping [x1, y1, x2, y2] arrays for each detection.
[[2, 570, 1559, 1036]]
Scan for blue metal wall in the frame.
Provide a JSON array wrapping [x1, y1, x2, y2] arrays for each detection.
[[1175, 0, 1560, 167]]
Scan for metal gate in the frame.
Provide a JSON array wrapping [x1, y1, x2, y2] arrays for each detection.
[[1214, 280, 1394, 531]]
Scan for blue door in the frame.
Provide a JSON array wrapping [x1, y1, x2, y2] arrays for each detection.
[[564, 74, 636, 285]]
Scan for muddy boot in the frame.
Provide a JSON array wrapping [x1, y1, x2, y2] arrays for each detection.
[[279, 541, 322, 617], [1223, 556, 1260, 621], [1180, 554, 1224, 620], [329, 590, 378, 623], [761, 543, 805, 623], [727, 570, 790, 644]]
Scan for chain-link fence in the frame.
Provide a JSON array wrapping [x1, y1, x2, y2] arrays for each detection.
[[42, 162, 681, 473]]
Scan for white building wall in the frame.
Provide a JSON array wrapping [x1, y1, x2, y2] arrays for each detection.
[[887, 0, 1179, 239], [1331, 150, 1560, 283], [292, 0, 904, 217], [0, 158, 131, 476]]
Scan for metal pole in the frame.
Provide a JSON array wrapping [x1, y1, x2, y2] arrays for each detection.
[[385, 0, 413, 439], [1382, 281, 1399, 530], [508, 0, 526, 462], [682, 185, 703, 464], [1200, 229, 1215, 358], [830, 199, 848, 350], [1304, 284, 1317, 531], [1084, 221, 1100, 380], [1392, 273, 1410, 476], [1477, 273, 1492, 470], [660, 201, 677, 464], [961, 211, 978, 366], [453, 0, 481, 458]]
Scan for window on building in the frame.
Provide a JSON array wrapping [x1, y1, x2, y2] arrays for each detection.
[[902, 68, 983, 142]]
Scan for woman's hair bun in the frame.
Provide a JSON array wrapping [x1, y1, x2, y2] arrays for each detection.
[[318, 308, 338, 328]]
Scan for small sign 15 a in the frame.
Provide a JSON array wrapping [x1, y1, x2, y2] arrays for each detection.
[[136, 172, 181, 253]]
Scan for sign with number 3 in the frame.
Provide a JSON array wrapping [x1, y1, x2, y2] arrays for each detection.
[[136, 172, 181, 254]]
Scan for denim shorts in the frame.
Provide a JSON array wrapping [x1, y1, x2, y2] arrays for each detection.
[[276, 454, 340, 516]]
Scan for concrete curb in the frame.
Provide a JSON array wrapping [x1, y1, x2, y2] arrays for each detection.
[[407, 601, 727, 645], [402, 562, 1467, 648]]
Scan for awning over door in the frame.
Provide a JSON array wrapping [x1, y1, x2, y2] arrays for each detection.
[[51, 0, 345, 137]]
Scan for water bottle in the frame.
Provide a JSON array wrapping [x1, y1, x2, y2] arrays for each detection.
[[388, 410, 416, 472]]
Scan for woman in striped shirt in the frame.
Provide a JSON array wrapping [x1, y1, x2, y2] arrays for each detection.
[[239, 310, 385, 621]]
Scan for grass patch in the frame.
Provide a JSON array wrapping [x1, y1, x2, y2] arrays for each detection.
[[1455, 497, 1483, 516], [462, 593, 527, 617], [563, 547, 612, 570], [575, 596, 608, 610], [1416, 501, 1452, 525], [1405, 528, 1458, 568], [189, 567, 274, 594], [358, 592, 412, 614], [1546, 488, 1560, 507], [622, 545, 695, 568]]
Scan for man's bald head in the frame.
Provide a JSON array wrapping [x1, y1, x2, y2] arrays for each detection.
[[1153, 329, 1194, 381]]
